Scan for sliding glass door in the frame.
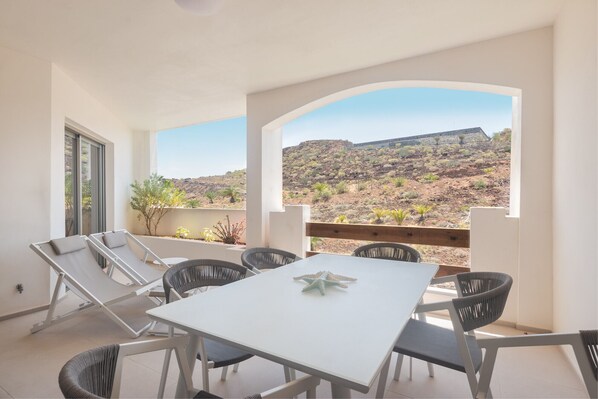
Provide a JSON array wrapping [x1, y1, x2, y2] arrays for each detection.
[[65, 128, 105, 236]]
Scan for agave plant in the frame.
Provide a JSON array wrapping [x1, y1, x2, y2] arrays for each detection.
[[389, 209, 408, 225], [371, 208, 388, 224], [413, 204, 433, 223]]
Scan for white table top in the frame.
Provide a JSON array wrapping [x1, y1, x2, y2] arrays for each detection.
[[147, 254, 438, 393]]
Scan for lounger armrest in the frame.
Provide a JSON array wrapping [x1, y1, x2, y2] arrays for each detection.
[[477, 333, 581, 350], [134, 279, 163, 296]]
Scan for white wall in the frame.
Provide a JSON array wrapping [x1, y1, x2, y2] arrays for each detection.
[[0, 46, 137, 318], [0, 46, 52, 317], [553, 0, 597, 335], [247, 28, 554, 330]]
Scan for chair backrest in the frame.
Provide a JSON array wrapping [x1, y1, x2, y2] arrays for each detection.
[[163, 259, 248, 303], [59, 337, 194, 399], [452, 272, 513, 332], [352, 242, 422, 262], [32, 236, 133, 302], [241, 247, 301, 270], [59, 344, 119, 399], [90, 230, 164, 283]]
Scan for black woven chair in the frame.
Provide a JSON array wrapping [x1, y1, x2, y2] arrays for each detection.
[[376, 272, 513, 398], [352, 242, 421, 263], [241, 247, 302, 272], [476, 329, 598, 398], [160, 259, 253, 393], [58, 336, 321, 399]]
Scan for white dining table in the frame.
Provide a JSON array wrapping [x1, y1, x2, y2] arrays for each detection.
[[146, 253, 438, 398]]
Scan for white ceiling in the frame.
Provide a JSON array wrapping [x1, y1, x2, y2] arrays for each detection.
[[0, 0, 564, 131]]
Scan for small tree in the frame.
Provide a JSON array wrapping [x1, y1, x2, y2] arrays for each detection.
[[221, 186, 241, 203], [205, 191, 216, 204], [130, 174, 185, 236]]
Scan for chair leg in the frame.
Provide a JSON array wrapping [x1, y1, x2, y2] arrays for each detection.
[[233, 363, 240, 373], [220, 366, 228, 381], [284, 365, 291, 383], [427, 361, 434, 377], [409, 356, 412, 381], [393, 353, 404, 381], [158, 326, 174, 398]]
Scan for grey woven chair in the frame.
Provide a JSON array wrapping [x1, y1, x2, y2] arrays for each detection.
[[58, 336, 320, 399], [476, 329, 598, 399], [241, 247, 302, 272], [376, 271, 513, 398], [160, 259, 254, 394], [352, 242, 422, 262]]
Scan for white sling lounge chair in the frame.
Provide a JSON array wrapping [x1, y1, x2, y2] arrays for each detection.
[[89, 230, 184, 286], [30, 235, 161, 338]]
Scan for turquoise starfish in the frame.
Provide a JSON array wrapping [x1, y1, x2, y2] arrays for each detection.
[[293, 271, 357, 295]]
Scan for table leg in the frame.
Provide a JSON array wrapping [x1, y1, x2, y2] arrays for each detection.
[[330, 383, 351, 398], [375, 353, 391, 398], [175, 334, 198, 398]]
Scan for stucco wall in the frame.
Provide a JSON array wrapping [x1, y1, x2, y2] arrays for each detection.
[[553, 0, 597, 334], [247, 28, 554, 329], [0, 46, 52, 317], [0, 47, 136, 318]]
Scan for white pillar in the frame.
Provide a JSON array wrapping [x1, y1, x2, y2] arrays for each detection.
[[270, 205, 311, 256], [133, 129, 157, 181], [246, 119, 283, 247]]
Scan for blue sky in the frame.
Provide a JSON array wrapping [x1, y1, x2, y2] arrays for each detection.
[[157, 87, 512, 178]]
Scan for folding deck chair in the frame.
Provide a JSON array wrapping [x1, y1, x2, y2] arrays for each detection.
[[89, 230, 184, 286], [30, 235, 161, 338]]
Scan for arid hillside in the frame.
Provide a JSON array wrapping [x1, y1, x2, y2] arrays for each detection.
[[170, 130, 511, 265]]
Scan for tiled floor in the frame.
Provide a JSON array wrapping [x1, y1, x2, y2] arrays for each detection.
[[0, 293, 588, 399]]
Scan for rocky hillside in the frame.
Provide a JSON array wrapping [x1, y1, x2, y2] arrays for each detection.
[[170, 129, 511, 265]]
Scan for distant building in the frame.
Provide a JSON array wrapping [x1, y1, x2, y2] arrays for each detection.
[[353, 127, 489, 149]]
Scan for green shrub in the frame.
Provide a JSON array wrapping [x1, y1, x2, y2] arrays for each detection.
[[402, 191, 419, 200], [413, 204, 433, 223], [357, 182, 367, 191], [312, 182, 332, 202], [205, 191, 216, 204], [335, 181, 348, 194], [175, 226, 190, 239], [474, 180, 487, 190], [200, 228, 216, 242], [371, 208, 388, 224], [310, 236, 323, 251], [482, 167, 495, 174], [334, 214, 348, 223], [389, 209, 408, 225], [392, 177, 406, 187], [421, 173, 439, 183], [185, 198, 200, 208]]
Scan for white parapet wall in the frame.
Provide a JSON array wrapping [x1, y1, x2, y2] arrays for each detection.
[[269, 205, 311, 257], [133, 208, 247, 242], [135, 235, 244, 264], [470, 207, 520, 326]]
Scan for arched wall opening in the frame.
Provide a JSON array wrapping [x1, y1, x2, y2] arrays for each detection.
[[246, 28, 553, 330]]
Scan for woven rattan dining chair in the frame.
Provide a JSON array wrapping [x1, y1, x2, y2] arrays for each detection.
[[159, 259, 253, 394], [58, 336, 321, 399], [241, 247, 302, 272], [352, 242, 428, 379], [476, 329, 598, 399], [376, 271, 513, 398], [352, 242, 422, 262]]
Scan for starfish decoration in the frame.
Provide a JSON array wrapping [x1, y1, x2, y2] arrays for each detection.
[[293, 271, 357, 295]]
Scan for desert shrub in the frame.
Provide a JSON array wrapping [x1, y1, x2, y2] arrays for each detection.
[[213, 215, 245, 244], [175, 226, 190, 239], [130, 174, 185, 236], [389, 209, 408, 225], [310, 236, 323, 251], [421, 173, 439, 183], [371, 208, 388, 224], [334, 214, 348, 223], [205, 191, 216, 204], [357, 182, 367, 191], [312, 182, 332, 202], [392, 177, 406, 187], [402, 191, 419, 200], [200, 228, 216, 242], [413, 204, 433, 223], [482, 167, 495, 174], [335, 181, 348, 194], [473, 180, 488, 190], [185, 198, 200, 208]]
